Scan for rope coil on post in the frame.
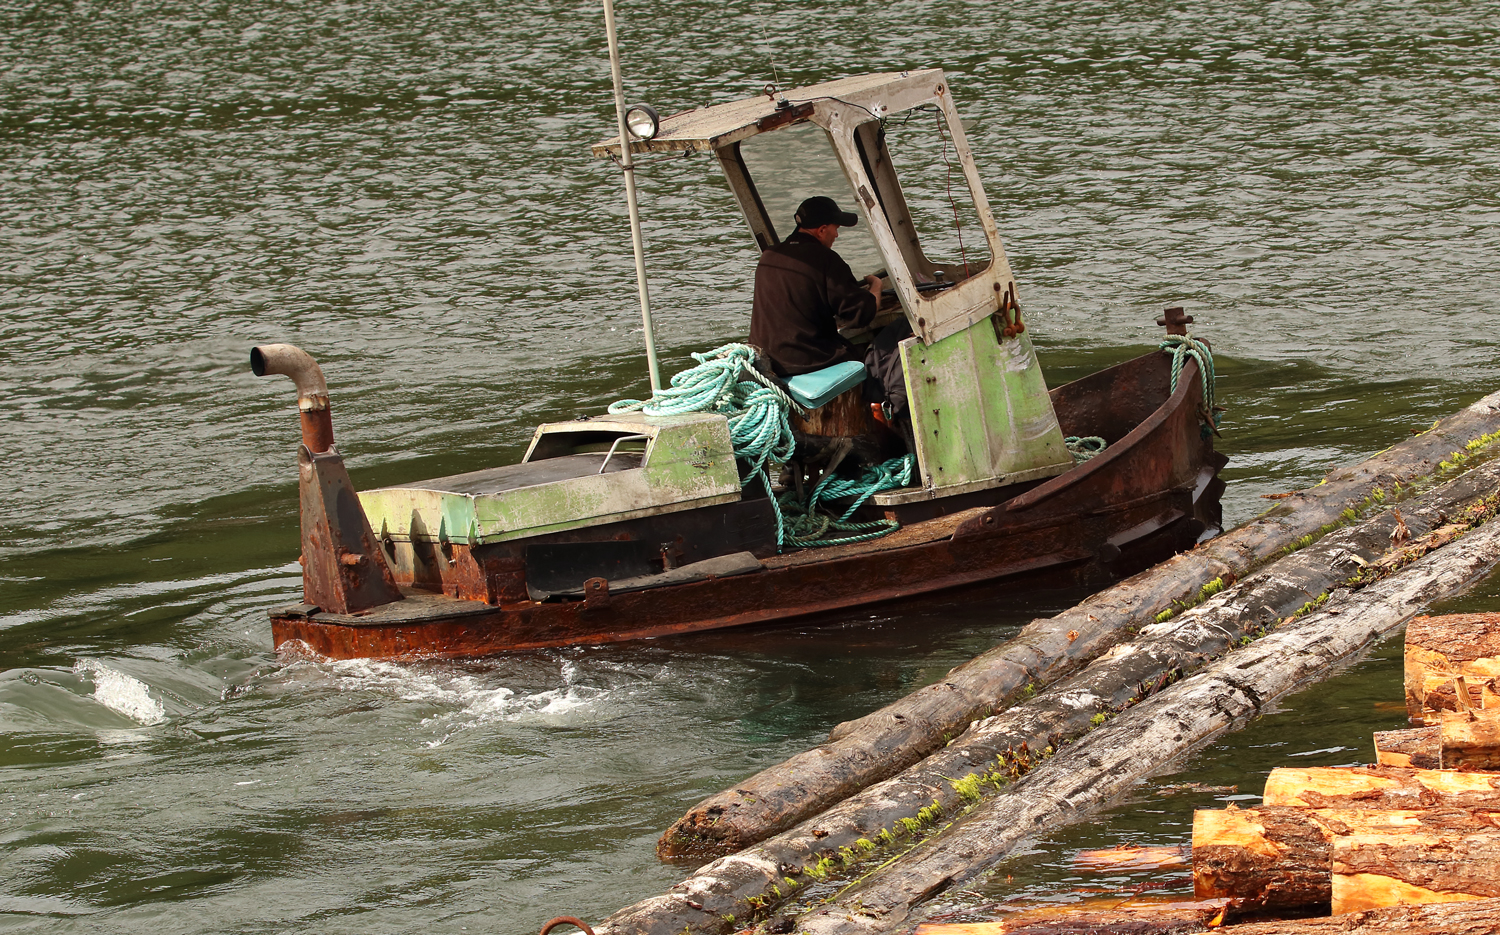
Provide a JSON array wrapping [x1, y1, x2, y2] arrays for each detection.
[[1159, 334, 1221, 434], [608, 344, 914, 551], [1065, 435, 1107, 462]]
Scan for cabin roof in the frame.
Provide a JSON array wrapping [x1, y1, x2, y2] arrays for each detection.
[[591, 70, 940, 157]]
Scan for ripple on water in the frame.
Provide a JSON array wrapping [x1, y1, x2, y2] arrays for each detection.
[[4, 1, 1500, 932]]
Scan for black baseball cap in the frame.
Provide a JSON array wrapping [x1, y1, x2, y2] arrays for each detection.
[[794, 196, 858, 229]]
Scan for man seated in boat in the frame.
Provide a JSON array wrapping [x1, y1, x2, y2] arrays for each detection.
[[749, 196, 912, 428]]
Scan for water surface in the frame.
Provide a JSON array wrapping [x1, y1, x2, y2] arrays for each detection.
[[3, 0, 1500, 932]]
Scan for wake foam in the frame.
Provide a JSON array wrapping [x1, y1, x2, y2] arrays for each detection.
[[321, 657, 606, 743], [72, 659, 166, 726]]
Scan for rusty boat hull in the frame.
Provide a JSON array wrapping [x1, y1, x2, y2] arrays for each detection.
[[270, 350, 1224, 660]]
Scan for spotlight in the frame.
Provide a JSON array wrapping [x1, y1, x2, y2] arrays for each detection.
[[625, 103, 660, 140]]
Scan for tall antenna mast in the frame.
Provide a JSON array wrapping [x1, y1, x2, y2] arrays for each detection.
[[601, 0, 662, 393]]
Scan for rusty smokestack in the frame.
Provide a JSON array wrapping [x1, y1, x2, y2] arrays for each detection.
[[251, 343, 335, 453], [250, 343, 402, 616]]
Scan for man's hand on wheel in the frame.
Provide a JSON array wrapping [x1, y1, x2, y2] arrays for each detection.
[[865, 274, 882, 297]]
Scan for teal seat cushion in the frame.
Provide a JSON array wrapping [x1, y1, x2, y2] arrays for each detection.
[[785, 361, 868, 410]]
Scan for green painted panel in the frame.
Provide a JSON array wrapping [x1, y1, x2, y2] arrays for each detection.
[[899, 317, 1072, 492], [359, 413, 742, 544]]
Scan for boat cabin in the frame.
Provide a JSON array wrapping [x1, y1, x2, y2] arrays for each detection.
[[593, 69, 1073, 504]]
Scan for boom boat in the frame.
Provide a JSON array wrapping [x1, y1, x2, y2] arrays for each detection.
[[253, 70, 1226, 660]]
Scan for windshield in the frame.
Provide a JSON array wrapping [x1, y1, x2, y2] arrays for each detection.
[[875, 106, 992, 282], [737, 121, 884, 276]]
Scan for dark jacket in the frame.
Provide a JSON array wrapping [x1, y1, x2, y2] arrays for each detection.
[[749, 230, 877, 377]]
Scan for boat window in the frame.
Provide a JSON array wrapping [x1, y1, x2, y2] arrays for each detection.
[[877, 108, 992, 282], [525, 429, 650, 464], [738, 122, 884, 276]]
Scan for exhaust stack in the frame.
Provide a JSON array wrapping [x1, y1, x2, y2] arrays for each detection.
[[252, 344, 402, 616]]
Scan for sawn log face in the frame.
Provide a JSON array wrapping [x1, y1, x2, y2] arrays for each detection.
[[1332, 814, 1500, 914], [1404, 612, 1500, 725], [1374, 727, 1441, 770], [1192, 807, 1332, 909], [1262, 765, 1500, 810], [1440, 709, 1500, 770]]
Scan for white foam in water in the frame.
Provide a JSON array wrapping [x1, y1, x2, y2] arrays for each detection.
[[322, 657, 608, 744], [72, 659, 166, 726]]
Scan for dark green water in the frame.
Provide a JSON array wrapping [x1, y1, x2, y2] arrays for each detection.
[[3, 1, 1499, 932]]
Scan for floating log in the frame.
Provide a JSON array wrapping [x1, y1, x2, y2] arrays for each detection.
[[601, 468, 1500, 935], [910, 904, 1222, 935], [916, 899, 1500, 935], [1331, 813, 1500, 914], [1073, 845, 1187, 871], [1404, 613, 1500, 725], [1192, 806, 1333, 909], [1262, 765, 1500, 810], [785, 512, 1500, 935], [1374, 727, 1441, 769], [1441, 708, 1500, 770], [658, 420, 1500, 859]]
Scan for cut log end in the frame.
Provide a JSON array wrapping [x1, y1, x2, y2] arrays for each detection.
[[1263, 765, 1500, 810], [1440, 709, 1500, 770], [1375, 727, 1440, 770], [1404, 613, 1500, 724]]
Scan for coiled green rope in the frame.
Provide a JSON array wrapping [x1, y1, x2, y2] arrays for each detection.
[[608, 344, 914, 551], [1159, 334, 1221, 431], [607, 343, 800, 481], [781, 453, 915, 549], [1065, 435, 1107, 462]]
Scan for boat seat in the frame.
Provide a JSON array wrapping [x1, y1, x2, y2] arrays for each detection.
[[785, 361, 867, 410]]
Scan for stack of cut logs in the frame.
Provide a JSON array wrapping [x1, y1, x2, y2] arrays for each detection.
[[910, 616, 1500, 935], [1193, 612, 1500, 917]]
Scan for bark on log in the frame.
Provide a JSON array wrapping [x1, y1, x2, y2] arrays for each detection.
[[1374, 728, 1440, 770], [660, 396, 1500, 859], [1404, 613, 1500, 725], [919, 899, 1500, 935], [1192, 806, 1333, 909], [599, 468, 1500, 935], [786, 511, 1500, 935], [1207, 897, 1500, 934], [909, 905, 1222, 935], [1261, 765, 1500, 810], [1440, 709, 1500, 770], [1331, 812, 1500, 914], [1194, 807, 1500, 911]]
